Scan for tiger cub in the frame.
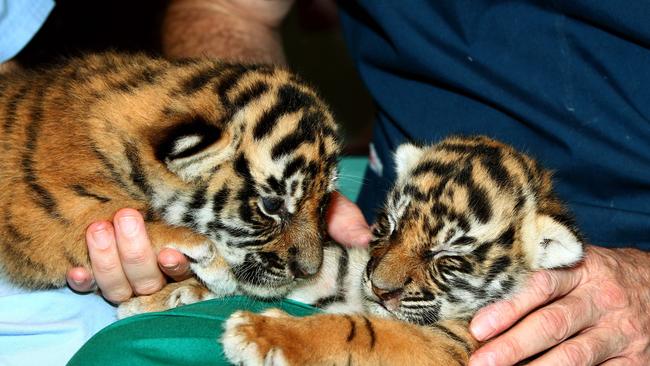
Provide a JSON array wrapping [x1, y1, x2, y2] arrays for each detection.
[[222, 136, 585, 366], [0, 53, 340, 311]]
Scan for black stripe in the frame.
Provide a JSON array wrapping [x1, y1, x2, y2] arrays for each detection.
[[496, 226, 515, 248], [155, 118, 223, 161], [182, 66, 223, 94], [403, 184, 428, 201], [482, 154, 512, 190], [430, 323, 472, 354], [282, 157, 306, 180], [253, 85, 316, 140], [212, 187, 230, 215], [270, 111, 320, 160], [183, 185, 209, 225], [70, 184, 111, 203], [233, 238, 269, 248], [3, 85, 29, 135], [412, 160, 455, 177], [346, 316, 356, 342], [207, 220, 252, 238], [215, 64, 251, 107], [90, 142, 139, 199], [265, 176, 285, 196], [231, 81, 269, 108], [472, 241, 493, 263], [484, 256, 512, 283], [113, 66, 165, 93], [314, 294, 345, 308], [467, 184, 492, 224], [362, 316, 376, 349], [64, 249, 83, 267], [21, 81, 69, 223], [4, 208, 30, 243], [124, 141, 153, 199], [454, 164, 472, 185]]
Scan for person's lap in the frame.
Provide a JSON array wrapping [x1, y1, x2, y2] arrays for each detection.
[[0, 268, 116, 364]]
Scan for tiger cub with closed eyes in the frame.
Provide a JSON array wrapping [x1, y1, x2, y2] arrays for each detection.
[[0, 53, 340, 312], [222, 136, 585, 365]]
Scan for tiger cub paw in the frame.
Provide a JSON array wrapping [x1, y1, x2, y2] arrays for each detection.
[[117, 280, 215, 319], [221, 310, 293, 366]]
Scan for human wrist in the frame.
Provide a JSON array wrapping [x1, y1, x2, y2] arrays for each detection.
[[162, 0, 293, 63]]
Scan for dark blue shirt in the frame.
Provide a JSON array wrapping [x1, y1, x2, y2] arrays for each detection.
[[339, 1, 650, 250]]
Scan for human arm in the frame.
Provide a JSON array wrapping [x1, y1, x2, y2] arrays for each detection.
[[469, 245, 650, 366]]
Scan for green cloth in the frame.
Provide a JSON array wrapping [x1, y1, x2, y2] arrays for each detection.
[[337, 157, 368, 202], [68, 297, 321, 366], [68, 157, 368, 366]]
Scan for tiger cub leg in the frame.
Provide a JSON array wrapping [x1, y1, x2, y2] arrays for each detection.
[[115, 223, 230, 318], [117, 277, 215, 318], [222, 310, 478, 366]]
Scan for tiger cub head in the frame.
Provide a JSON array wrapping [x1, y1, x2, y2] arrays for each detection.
[[363, 136, 583, 325], [84, 54, 340, 297]]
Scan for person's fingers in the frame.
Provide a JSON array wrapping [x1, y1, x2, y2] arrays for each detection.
[[470, 269, 583, 341], [86, 221, 133, 303], [326, 191, 372, 247], [470, 290, 600, 366], [113, 208, 165, 296], [528, 327, 626, 366], [66, 266, 96, 292], [158, 247, 192, 281], [599, 357, 633, 366]]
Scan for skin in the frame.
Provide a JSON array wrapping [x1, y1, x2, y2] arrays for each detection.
[[64, 0, 650, 364], [468, 245, 650, 366]]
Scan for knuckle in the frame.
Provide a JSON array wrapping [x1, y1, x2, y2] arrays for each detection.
[[93, 259, 123, 275], [538, 307, 571, 342], [598, 282, 628, 309], [560, 341, 591, 365], [105, 287, 133, 304], [133, 278, 164, 295], [533, 270, 558, 300], [500, 337, 525, 361], [121, 250, 150, 266]]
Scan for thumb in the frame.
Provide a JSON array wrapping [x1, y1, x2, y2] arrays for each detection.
[[326, 191, 372, 247]]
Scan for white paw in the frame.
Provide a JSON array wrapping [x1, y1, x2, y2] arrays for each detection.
[[116, 298, 145, 319], [166, 285, 216, 309], [221, 311, 289, 366]]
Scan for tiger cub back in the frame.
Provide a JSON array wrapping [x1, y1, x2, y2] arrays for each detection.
[[222, 135, 585, 365], [0, 53, 340, 302]]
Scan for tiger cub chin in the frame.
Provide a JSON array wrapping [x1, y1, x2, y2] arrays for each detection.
[[222, 136, 585, 366], [0, 53, 340, 310]]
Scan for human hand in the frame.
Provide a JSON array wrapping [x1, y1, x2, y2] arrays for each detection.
[[66, 208, 191, 304], [468, 245, 650, 366], [68, 192, 369, 302], [326, 191, 372, 248]]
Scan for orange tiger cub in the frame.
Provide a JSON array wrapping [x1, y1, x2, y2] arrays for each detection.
[[222, 136, 585, 365], [0, 53, 340, 310]]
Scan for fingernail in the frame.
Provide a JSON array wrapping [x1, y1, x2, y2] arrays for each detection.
[[91, 226, 111, 249], [161, 262, 180, 270], [470, 311, 497, 340], [118, 215, 139, 237], [469, 352, 496, 366]]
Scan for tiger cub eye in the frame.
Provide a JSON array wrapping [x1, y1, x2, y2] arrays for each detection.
[[261, 197, 284, 216]]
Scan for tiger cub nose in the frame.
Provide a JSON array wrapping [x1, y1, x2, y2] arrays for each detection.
[[289, 258, 319, 279], [371, 284, 403, 302]]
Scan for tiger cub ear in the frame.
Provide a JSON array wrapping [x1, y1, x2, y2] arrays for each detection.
[[394, 142, 425, 182], [525, 213, 584, 270], [154, 117, 240, 181]]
